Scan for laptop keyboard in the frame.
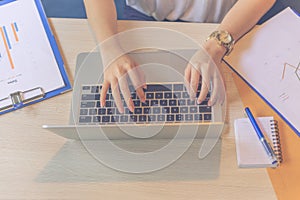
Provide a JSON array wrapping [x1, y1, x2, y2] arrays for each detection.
[[78, 83, 212, 125]]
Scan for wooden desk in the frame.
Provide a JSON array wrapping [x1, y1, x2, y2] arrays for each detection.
[[0, 19, 277, 200]]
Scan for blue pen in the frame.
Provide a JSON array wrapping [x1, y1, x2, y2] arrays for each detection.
[[244, 107, 278, 166]]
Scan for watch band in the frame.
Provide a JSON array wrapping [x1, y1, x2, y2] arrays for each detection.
[[207, 30, 235, 56]]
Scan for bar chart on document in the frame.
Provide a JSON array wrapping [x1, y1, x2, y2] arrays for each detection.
[[0, 21, 22, 83], [0, 0, 65, 101]]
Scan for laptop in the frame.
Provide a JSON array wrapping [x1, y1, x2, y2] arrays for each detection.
[[43, 49, 225, 140]]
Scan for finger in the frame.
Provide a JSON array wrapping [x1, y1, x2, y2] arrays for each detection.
[[190, 66, 200, 99], [197, 62, 211, 104], [118, 74, 134, 112], [127, 65, 145, 90], [135, 62, 147, 89], [197, 79, 209, 105], [133, 63, 146, 101], [127, 65, 146, 102], [184, 64, 192, 94], [100, 80, 110, 107], [209, 73, 226, 106], [110, 79, 125, 113]]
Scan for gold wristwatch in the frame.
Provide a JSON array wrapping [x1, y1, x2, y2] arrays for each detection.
[[207, 30, 235, 56]]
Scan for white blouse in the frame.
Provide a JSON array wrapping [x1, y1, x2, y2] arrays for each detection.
[[126, 0, 237, 23]]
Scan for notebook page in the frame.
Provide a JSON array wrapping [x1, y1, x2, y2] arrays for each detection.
[[234, 117, 276, 168], [0, 0, 65, 100]]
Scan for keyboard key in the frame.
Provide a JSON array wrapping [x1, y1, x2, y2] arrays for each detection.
[[174, 92, 181, 98], [169, 99, 177, 106], [138, 115, 147, 122], [91, 86, 99, 93], [176, 114, 183, 121], [105, 101, 112, 107], [82, 86, 91, 90], [199, 106, 212, 113], [96, 101, 101, 108], [194, 114, 203, 121], [187, 99, 196, 105], [146, 92, 154, 99], [80, 109, 88, 115], [155, 92, 163, 99], [82, 94, 99, 101], [120, 115, 129, 122], [185, 114, 193, 121], [151, 100, 159, 106], [102, 116, 110, 123], [129, 115, 138, 122], [89, 108, 97, 115], [131, 92, 137, 99], [134, 107, 143, 114], [167, 114, 174, 122], [93, 116, 101, 123], [133, 100, 141, 107], [162, 107, 170, 114], [107, 108, 115, 115], [171, 107, 179, 113], [111, 115, 119, 123], [157, 115, 165, 122], [125, 108, 133, 115], [148, 115, 156, 122], [159, 100, 168, 106], [147, 84, 171, 91], [81, 101, 95, 108], [142, 100, 149, 106], [173, 84, 183, 91], [180, 107, 188, 113], [98, 108, 106, 115], [143, 107, 151, 114], [198, 100, 208, 105], [182, 92, 189, 98], [152, 107, 161, 114], [204, 114, 212, 121], [189, 106, 198, 113], [79, 116, 92, 123], [182, 92, 190, 99], [164, 92, 173, 99], [178, 99, 186, 106]]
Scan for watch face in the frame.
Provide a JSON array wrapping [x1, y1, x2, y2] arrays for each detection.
[[219, 31, 232, 44]]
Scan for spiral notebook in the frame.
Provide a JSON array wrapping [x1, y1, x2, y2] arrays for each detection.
[[234, 116, 282, 168]]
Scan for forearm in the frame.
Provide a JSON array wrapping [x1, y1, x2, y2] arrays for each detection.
[[218, 0, 276, 41], [83, 0, 118, 42]]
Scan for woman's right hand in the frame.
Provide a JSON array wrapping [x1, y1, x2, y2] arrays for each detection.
[[100, 54, 146, 114]]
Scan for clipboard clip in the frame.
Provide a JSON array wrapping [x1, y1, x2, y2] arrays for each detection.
[[0, 87, 45, 112]]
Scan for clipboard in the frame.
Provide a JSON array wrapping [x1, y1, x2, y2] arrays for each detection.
[[224, 8, 300, 137], [0, 0, 71, 114]]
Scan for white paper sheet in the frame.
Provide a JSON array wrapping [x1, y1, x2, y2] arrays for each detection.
[[226, 8, 300, 135], [0, 0, 65, 100]]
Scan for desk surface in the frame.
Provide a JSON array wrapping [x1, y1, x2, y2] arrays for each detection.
[[0, 19, 277, 200]]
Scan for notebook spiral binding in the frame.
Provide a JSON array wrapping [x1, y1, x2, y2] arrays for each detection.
[[270, 119, 283, 163]]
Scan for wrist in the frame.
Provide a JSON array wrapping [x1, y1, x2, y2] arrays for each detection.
[[203, 38, 227, 64], [99, 38, 125, 67]]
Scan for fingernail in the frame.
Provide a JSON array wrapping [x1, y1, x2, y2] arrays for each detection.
[[208, 100, 212, 106], [129, 100, 134, 112]]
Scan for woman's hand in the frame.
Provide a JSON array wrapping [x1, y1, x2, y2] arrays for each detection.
[[184, 39, 226, 106], [100, 53, 146, 113]]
